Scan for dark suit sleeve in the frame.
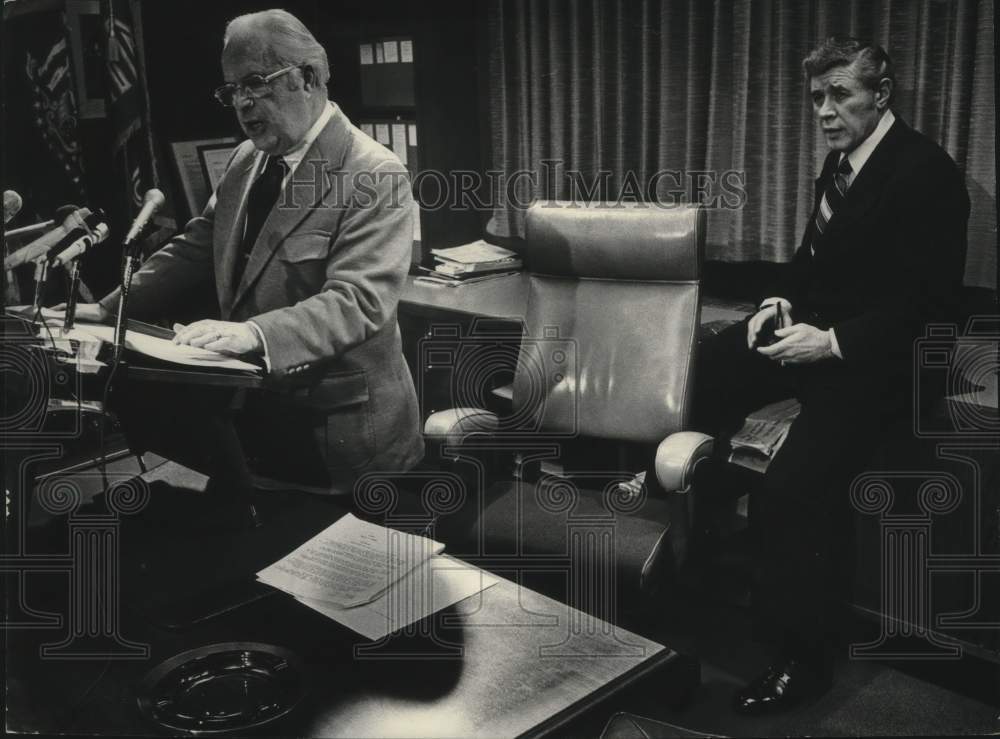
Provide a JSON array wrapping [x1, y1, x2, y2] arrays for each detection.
[[250, 158, 413, 378], [831, 153, 969, 363]]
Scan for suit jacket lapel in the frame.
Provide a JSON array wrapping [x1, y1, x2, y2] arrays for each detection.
[[820, 118, 908, 243], [230, 105, 352, 314], [215, 148, 262, 320]]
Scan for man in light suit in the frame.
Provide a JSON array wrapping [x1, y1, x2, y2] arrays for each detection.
[[692, 37, 969, 714], [79, 9, 423, 493]]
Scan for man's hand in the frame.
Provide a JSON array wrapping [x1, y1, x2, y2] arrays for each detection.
[[747, 299, 792, 349], [757, 323, 834, 365], [46, 302, 111, 323], [173, 319, 262, 356]]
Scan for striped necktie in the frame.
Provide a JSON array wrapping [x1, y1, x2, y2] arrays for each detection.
[[813, 157, 853, 240]]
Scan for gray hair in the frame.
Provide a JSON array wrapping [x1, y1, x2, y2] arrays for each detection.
[[802, 36, 895, 105], [224, 9, 330, 88]]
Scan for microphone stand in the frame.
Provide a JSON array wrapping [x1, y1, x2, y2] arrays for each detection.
[[30, 257, 49, 316], [62, 257, 82, 332], [112, 237, 143, 362]]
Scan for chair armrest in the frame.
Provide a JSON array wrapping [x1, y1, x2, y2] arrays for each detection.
[[423, 407, 500, 446], [655, 431, 714, 493]]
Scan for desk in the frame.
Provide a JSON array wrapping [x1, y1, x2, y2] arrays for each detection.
[[6, 491, 695, 737], [402, 273, 754, 325]]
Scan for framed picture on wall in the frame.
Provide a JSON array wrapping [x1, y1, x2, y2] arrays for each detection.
[[197, 141, 239, 193], [66, 0, 107, 119], [170, 137, 239, 218]]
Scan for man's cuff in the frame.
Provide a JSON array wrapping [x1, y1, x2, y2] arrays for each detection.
[[247, 320, 271, 371], [828, 328, 843, 359]]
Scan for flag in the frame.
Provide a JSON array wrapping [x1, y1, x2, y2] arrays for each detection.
[[3, 1, 88, 304], [102, 0, 175, 253], [24, 18, 88, 201]]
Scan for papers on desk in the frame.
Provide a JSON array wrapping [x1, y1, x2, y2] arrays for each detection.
[[257, 514, 498, 639], [420, 239, 523, 287], [70, 322, 263, 374], [293, 555, 499, 640], [414, 268, 520, 288], [258, 514, 444, 607]]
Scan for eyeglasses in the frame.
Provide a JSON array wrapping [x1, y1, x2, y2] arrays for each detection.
[[213, 64, 302, 107]]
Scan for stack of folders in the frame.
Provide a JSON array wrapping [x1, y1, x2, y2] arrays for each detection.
[[415, 239, 522, 287]]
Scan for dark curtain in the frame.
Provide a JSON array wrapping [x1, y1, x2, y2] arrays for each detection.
[[488, 0, 996, 289]]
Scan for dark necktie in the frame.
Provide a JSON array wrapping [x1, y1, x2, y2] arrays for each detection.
[[813, 157, 853, 240], [235, 154, 287, 286]]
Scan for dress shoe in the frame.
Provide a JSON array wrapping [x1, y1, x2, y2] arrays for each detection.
[[733, 659, 831, 715]]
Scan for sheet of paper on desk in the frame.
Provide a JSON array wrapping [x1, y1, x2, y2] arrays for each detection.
[[256, 513, 445, 608], [70, 322, 262, 373], [293, 555, 499, 640]]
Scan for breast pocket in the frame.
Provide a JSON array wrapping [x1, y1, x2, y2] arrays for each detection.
[[276, 231, 332, 262]]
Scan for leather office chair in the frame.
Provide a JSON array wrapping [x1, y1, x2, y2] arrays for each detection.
[[424, 201, 714, 615]]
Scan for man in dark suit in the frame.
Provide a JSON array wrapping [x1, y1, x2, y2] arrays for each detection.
[[75, 9, 423, 494], [693, 37, 969, 714]]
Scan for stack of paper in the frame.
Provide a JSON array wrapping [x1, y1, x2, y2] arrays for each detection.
[[67, 322, 263, 374], [416, 239, 522, 287], [257, 514, 498, 639]]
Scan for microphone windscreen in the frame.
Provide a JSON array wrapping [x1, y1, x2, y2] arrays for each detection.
[[3, 191, 23, 224], [144, 188, 166, 207]]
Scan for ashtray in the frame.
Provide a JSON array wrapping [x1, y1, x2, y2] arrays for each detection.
[[136, 642, 305, 735]]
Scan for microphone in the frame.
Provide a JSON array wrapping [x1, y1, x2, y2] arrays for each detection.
[[4, 204, 77, 247], [123, 188, 165, 246], [3, 206, 98, 270], [50, 222, 110, 267], [3, 190, 23, 225]]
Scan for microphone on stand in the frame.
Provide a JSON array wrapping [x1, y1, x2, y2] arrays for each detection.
[[3, 204, 78, 251], [58, 223, 110, 332], [3, 190, 23, 225], [113, 188, 166, 359], [19, 208, 103, 318], [123, 188, 165, 248], [50, 222, 110, 267], [3, 206, 96, 269]]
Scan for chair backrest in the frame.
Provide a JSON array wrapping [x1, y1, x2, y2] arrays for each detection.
[[512, 201, 704, 443]]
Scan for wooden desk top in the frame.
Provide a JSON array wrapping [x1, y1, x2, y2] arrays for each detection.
[[402, 273, 754, 326], [6, 496, 692, 738], [402, 273, 531, 320], [304, 576, 679, 738]]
